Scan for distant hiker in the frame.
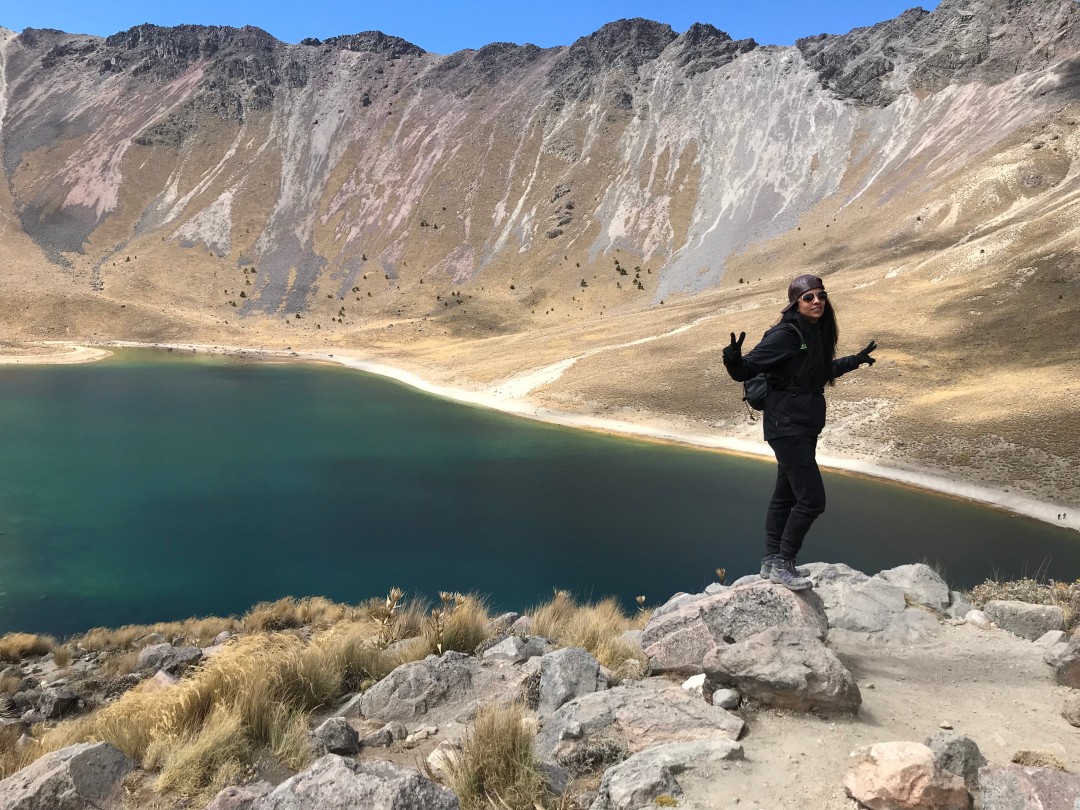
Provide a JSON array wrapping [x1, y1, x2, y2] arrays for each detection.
[[722, 274, 877, 590]]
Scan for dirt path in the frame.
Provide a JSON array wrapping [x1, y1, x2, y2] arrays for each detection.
[[675, 621, 1075, 808]]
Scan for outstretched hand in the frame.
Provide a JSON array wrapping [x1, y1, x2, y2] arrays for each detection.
[[723, 331, 745, 364], [856, 340, 877, 366]]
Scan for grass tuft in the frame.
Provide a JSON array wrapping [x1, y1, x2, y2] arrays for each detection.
[[446, 702, 549, 810], [529, 594, 649, 672], [0, 633, 55, 663]]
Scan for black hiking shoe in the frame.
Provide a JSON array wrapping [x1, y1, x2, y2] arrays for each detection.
[[769, 557, 812, 591], [759, 554, 809, 579]]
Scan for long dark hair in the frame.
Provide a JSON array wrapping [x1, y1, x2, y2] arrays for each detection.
[[781, 302, 839, 387]]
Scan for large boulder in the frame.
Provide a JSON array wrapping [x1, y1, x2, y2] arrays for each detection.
[[590, 738, 744, 810], [253, 755, 458, 810], [533, 679, 743, 769], [358, 652, 479, 722], [983, 600, 1065, 642], [806, 563, 940, 644], [37, 687, 79, 719], [0, 742, 136, 810], [1062, 690, 1080, 727], [875, 564, 951, 611], [643, 581, 828, 675], [538, 648, 608, 715], [844, 741, 971, 810], [703, 626, 860, 713], [975, 764, 1080, 810], [136, 643, 203, 676]]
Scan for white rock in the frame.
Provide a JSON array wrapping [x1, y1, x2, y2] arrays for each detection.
[[965, 609, 991, 630], [681, 674, 706, 696]]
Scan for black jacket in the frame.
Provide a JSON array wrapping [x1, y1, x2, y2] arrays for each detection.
[[724, 316, 862, 441]]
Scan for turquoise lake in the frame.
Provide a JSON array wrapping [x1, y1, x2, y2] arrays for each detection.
[[0, 349, 1077, 638]]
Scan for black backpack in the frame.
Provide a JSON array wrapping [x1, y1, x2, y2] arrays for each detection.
[[742, 322, 806, 414]]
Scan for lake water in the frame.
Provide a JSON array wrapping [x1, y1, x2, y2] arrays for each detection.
[[0, 349, 1077, 638]]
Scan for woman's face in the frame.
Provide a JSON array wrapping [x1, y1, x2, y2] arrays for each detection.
[[796, 288, 827, 322]]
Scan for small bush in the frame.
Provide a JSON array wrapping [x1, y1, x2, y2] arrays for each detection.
[[51, 646, 73, 669], [242, 596, 353, 633], [146, 704, 249, 800], [446, 702, 548, 810], [0, 633, 55, 663]]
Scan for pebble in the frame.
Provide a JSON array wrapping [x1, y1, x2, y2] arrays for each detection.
[[940, 721, 954, 729]]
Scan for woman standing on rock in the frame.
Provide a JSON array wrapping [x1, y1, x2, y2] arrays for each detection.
[[722, 274, 877, 590]]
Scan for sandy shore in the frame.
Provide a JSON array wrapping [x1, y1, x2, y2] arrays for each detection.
[[11, 340, 1080, 534]]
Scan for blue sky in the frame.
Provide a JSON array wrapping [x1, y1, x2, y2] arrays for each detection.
[[3, 1, 941, 54]]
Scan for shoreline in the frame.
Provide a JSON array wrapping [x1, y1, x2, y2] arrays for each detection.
[[11, 340, 1080, 534]]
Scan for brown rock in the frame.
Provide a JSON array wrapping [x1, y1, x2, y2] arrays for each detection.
[[643, 581, 829, 676], [844, 741, 971, 810]]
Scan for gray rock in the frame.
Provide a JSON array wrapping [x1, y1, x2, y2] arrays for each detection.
[[0, 741, 135, 810], [649, 592, 707, 620], [808, 563, 907, 633], [643, 581, 829, 676], [485, 612, 520, 632], [983, 600, 1065, 641], [924, 731, 986, 792], [361, 721, 408, 748], [590, 739, 744, 810], [510, 615, 532, 635], [523, 636, 555, 659], [212, 631, 232, 646], [359, 651, 478, 722], [253, 755, 459, 810], [312, 717, 360, 755], [711, 688, 740, 710], [38, 687, 79, 719], [703, 626, 861, 713], [538, 648, 608, 715], [482, 636, 529, 664], [975, 763, 1080, 810], [945, 591, 975, 620], [704, 582, 727, 595], [875, 563, 951, 611], [1062, 690, 1080, 727], [534, 680, 743, 768], [136, 643, 203, 676], [539, 761, 570, 796], [1034, 630, 1066, 648], [204, 782, 273, 810], [620, 630, 643, 652], [845, 742, 969, 810]]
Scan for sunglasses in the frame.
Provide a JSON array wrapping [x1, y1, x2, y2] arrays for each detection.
[[799, 290, 828, 303]]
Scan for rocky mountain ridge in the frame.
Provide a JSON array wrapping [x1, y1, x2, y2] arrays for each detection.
[[2, 0, 1080, 511]]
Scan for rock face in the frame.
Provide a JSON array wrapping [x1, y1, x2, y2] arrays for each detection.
[[0, 742, 136, 810], [590, 738, 744, 810], [135, 643, 203, 675], [982, 600, 1066, 642], [252, 755, 459, 810], [358, 652, 479, 722], [703, 627, 861, 713], [643, 582, 829, 675], [537, 647, 608, 715], [975, 763, 1080, 810], [844, 741, 971, 810], [533, 680, 743, 769], [924, 732, 986, 794]]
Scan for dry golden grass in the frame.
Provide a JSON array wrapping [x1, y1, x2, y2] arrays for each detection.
[[529, 593, 649, 671], [0, 674, 22, 694], [146, 705, 249, 800], [102, 650, 141, 678], [76, 616, 239, 652], [242, 596, 354, 633], [52, 647, 73, 669], [0, 633, 55, 663], [446, 702, 549, 810], [423, 593, 492, 655]]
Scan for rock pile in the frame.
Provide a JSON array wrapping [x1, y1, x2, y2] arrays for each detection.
[[1, 562, 1078, 809]]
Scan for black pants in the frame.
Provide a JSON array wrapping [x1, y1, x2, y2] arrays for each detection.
[[765, 435, 826, 560]]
